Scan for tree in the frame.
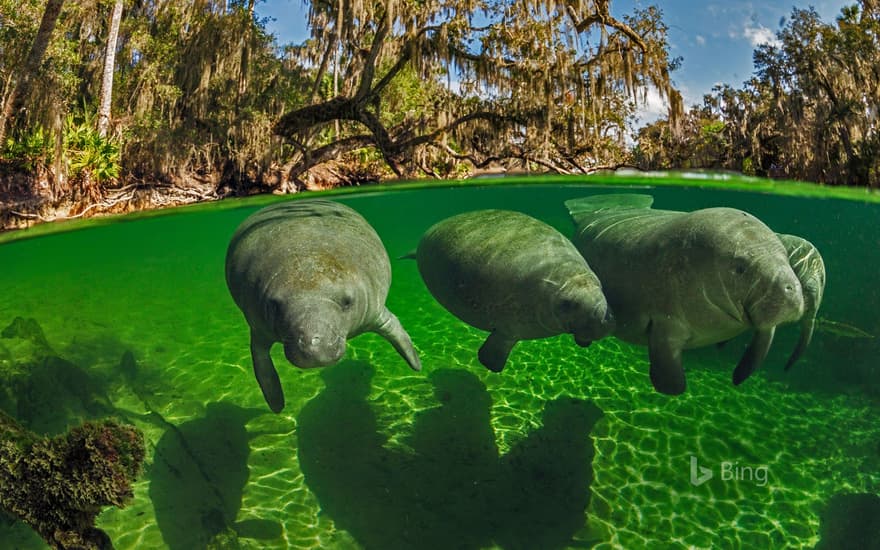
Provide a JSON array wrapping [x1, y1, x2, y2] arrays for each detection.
[[97, 0, 124, 137], [0, 0, 65, 143], [274, 0, 682, 184], [636, 1, 879, 186]]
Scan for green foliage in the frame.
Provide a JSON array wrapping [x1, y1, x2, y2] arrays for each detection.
[[64, 112, 121, 182], [0, 0, 682, 198], [700, 120, 725, 137], [3, 126, 53, 172]]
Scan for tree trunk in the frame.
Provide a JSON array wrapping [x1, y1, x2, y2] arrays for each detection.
[[97, 0, 124, 138], [0, 0, 65, 143], [236, 0, 256, 106], [333, 0, 343, 138]]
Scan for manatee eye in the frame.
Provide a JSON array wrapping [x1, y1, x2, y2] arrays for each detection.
[[266, 298, 284, 319], [733, 260, 747, 275], [340, 294, 354, 310]]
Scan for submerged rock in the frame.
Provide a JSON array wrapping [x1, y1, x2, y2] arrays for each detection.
[[1, 316, 53, 353], [0, 410, 145, 550]]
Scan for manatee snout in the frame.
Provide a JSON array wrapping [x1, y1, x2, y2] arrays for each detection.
[[562, 292, 615, 346], [748, 268, 805, 328], [283, 326, 346, 368]]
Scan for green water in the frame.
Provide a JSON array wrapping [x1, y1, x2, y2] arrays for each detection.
[[1, 180, 878, 549]]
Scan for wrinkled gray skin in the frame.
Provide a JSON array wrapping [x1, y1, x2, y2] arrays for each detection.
[[226, 200, 421, 413], [776, 233, 825, 371], [413, 209, 614, 372], [566, 194, 805, 395]]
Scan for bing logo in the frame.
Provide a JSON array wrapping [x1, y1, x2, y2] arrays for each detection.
[[689, 455, 769, 487]]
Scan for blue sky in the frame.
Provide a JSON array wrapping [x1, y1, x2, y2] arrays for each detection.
[[256, 0, 851, 122]]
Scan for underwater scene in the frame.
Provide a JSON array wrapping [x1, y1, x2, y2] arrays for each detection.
[[1, 178, 879, 549]]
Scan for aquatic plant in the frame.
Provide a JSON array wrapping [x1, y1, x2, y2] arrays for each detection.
[[0, 410, 145, 550]]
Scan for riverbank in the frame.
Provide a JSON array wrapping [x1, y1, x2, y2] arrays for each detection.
[[4, 166, 880, 237], [0, 160, 386, 232]]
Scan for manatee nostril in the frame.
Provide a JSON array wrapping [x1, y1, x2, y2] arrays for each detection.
[[310, 335, 321, 346]]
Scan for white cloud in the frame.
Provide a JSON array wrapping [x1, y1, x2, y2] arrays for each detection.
[[628, 83, 704, 144], [742, 21, 781, 48], [695, 35, 706, 46], [633, 83, 700, 125], [635, 86, 669, 124]]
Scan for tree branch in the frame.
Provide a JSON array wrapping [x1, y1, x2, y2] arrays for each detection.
[[274, 96, 356, 137], [397, 110, 512, 150], [431, 142, 506, 169], [355, 1, 393, 102], [566, 1, 647, 51], [287, 134, 376, 182], [357, 109, 402, 175]]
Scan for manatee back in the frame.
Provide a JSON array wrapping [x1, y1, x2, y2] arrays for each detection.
[[566, 194, 679, 259], [416, 210, 595, 337], [225, 200, 391, 325]]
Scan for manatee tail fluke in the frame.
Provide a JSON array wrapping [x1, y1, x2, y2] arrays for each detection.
[[564, 194, 654, 226], [784, 317, 815, 371]]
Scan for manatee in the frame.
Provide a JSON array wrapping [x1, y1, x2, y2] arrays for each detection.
[[776, 233, 825, 371], [565, 194, 805, 394], [225, 200, 421, 412], [411, 210, 613, 372]]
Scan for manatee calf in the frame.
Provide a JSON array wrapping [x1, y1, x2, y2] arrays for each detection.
[[776, 233, 825, 371], [226, 200, 421, 412], [566, 194, 805, 394], [410, 210, 613, 372]]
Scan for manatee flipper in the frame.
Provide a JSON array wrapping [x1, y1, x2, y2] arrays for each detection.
[[374, 307, 422, 371], [647, 320, 687, 395], [784, 318, 815, 371], [733, 327, 775, 385], [478, 330, 517, 372], [250, 330, 285, 413]]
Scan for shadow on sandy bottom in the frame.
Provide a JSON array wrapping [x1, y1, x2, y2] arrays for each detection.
[[297, 361, 604, 550], [149, 402, 282, 549], [814, 492, 880, 550]]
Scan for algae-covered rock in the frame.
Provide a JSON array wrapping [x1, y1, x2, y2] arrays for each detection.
[[1, 316, 53, 352], [0, 410, 145, 550]]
